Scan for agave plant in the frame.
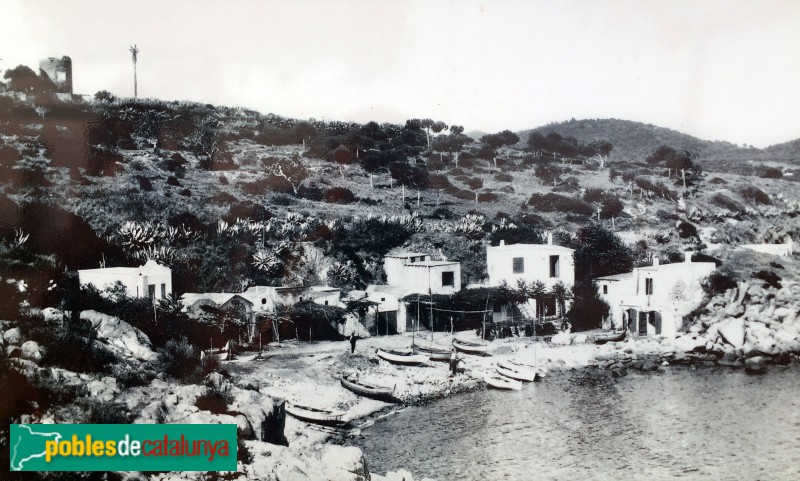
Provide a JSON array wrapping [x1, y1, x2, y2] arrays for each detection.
[[12, 227, 29, 247], [117, 221, 157, 250], [252, 250, 282, 275], [132, 245, 185, 265]]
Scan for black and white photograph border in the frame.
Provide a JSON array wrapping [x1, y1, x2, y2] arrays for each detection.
[[1, 1, 799, 480]]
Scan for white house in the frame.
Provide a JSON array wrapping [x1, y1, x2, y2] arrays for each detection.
[[384, 253, 461, 295], [181, 285, 343, 341], [486, 234, 575, 317], [78, 260, 172, 301], [739, 238, 794, 257], [595, 253, 716, 337]]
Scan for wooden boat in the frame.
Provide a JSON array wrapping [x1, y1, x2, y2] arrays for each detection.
[[340, 375, 397, 402], [285, 402, 348, 427], [484, 373, 522, 391], [453, 339, 491, 355], [412, 345, 452, 362], [376, 348, 427, 366], [201, 341, 233, 361], [496, 360, 537, 382], [507, 359, 547, 379], [593, 330, 626, 345]]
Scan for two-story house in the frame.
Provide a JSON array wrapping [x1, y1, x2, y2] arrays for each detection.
[[595, 253, 715, 336], [486, 234, 575, 317]]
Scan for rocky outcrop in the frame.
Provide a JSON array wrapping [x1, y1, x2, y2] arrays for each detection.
[[80, 310, 156, 361], [593, 280, 800, 371], [20, 340, 43, 362]]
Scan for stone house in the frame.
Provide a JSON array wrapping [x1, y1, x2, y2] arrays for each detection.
[[595, 253, 716, 337]]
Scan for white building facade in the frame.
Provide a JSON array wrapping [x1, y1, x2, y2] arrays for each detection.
[[595, 253, 716, 337], [78, 260, 172, 301]]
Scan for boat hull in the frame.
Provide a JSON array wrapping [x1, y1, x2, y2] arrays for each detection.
[[285, 402, 347, 427], [496, 362, 536, 382], [484, 373, 522, 391], [412, 345, 452, 362], [453, 340, 490, 355], [593, 331, 626, 345], [376, 348, 427, 365], [340, 375, 398, 403]]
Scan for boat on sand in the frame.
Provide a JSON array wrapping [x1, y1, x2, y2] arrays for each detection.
[[340, 375, 398, 402], [412, 345, 453, 362], [453, 339, 491, 355], [376, 348, 427, 365], [484, 373, 522, 391], [285, 402, 348, 427], [496, 361, 537, 382], [592, 330, 626, 345]]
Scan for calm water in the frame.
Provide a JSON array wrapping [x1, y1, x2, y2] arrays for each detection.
[[349, 366, 800, 480]]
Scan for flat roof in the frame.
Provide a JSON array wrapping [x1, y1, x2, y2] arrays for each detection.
[[385, 252, 429, 258], [488, 243, 574, 253], [406, 261, 459, 267]]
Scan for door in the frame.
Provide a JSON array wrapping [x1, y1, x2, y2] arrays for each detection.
[[638, 312, 648, 336]]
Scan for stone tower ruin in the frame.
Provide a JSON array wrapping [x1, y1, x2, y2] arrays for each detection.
[[38, 56, 72, 94]]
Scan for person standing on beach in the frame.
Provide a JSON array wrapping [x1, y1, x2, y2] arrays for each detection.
[[349, 333, 357, 353]]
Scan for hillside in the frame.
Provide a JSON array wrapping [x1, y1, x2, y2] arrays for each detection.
[[0, 91, 799, 322]]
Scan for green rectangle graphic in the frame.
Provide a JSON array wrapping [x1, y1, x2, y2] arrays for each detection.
[[10, 424, 237, 472]]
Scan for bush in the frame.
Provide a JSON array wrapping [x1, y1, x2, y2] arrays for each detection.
[[195, 390, 230, 415], [324, 187, 356, 204], [710, 193, 742, 213], [753, 270, 782, 289], [156, 337, 201, 382], [466, 177, 483, 189], [83, 400, 131, 424], [703, 271, 738, 295], [494, 172, 513, 182], [677, 221, 698, 239], [708, 177, 727, 184], [527, 193, 593, 216], [740, 186, 771, 205], [760, 167, 783, 179], [583, 188, 604, 203]]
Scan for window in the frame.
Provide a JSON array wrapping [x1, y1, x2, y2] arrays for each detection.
[[381, 297, 386, 302], [409, 257, 416, 263], [512, 257, 524, 274], [549, 255, 560, 278], [161, 283, 166, 298], [645, 278, 653, 295], [324, 300, 329, 306], [147, 284, 156, 301], [602, 285, 608, 294], [442, 271, 455, 287], [493, 303, 502, 313]]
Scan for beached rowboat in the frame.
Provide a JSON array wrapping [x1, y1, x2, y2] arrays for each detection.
[[340, 375, 398, 403], [285, 402, 348, 427], [508, 359, 547, 379], [592, 330, 626, 345], [412, 345, 452, 362], [376, 348, 427, 365], [484, 373, 523, 391], [496, 361, 537, 382], [453, 340, 491, 355]]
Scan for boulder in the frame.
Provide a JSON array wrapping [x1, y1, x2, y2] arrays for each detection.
[[641, 361, 659, 372], [744, 356, 767, 374], [135, 401, 167, 424], [228, 388, 286, 445], [80, 310, 155, 361], [41, 307, 65, 324], [319, 446, 371, 480], [718, 318, 745, 349], [235, 413, 255, 441], [550, 333, 572, 345], [611, 367, 628, 378], [88, 377, 120, 402], [4, 327, 21, 345], [572, 334, 588, 344], [20, 340, 43, 362]]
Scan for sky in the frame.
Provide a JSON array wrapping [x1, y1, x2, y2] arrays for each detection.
[[1, 0, 799, 147]]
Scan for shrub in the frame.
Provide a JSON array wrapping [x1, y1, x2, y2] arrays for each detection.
[[583, 188, 604, 203], [702, 271, 738, 295], [195, 390, 230, 415], [466, 177, 483, 189], [710, 193, 742, 212], [134, 175, 154, 192], [527, 193, 593, 216], [83, 400, 131, 424], [156, 337, 201, 382], [676, 221, 698, 239], [753, 270, 782, 289], [708, 177, 727, 184], [324, 187, 356, 204], [740, 186, 771, 205], [477, 192, 498, 203], [494, 172, 513, 182], [760, 167, 783, 179]]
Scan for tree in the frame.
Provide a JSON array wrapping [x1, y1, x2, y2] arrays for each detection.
[[3, 65, 47, 93], [572, 223, 634, 284], [129, 45, 139, 98], [551, 281, 572, 317], [481, 130, 520, 150], [94, 90, 117, 102]]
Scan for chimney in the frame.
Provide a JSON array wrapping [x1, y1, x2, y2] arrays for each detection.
[[499, 240, 505, 246], [652, 257, 659, 266], [684, 252, 693, 263], [547, 232, 553, 245]]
